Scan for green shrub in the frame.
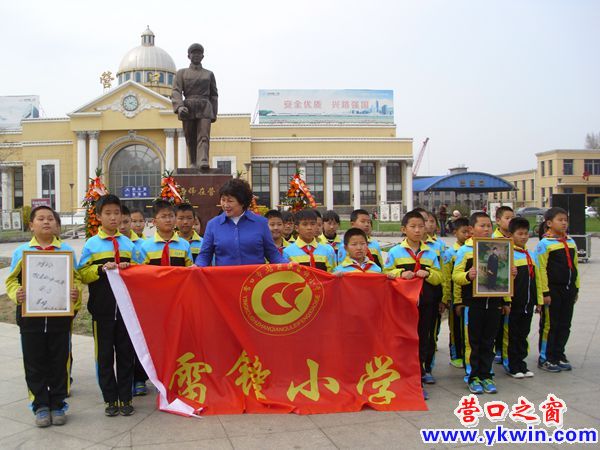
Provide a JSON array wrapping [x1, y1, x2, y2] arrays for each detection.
[[20, 205, 31, 231]]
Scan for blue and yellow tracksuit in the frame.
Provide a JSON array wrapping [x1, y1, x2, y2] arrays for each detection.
[[536, 235, 579, 365], [275, 238, 290, 256], [318, 233, 342, 258], [78, 228, 136, 404], [334, 256, 382, 274], [502, 245, 543, 374], [182, 231, 203, 262], [139, 232, 194, 267], [453, 238, 510, 383], [5, 237, 82, 413], [492, 228, 509, 239], [492, 228, 510, 356], [337, 237, 384, 268], [283, 237, 336, 272], [129, 229, 145, 264], [443, 241, 464, 363], [426, 235, 446, 354], [385, 240, 442, 375]]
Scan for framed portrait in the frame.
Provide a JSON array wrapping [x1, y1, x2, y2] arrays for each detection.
[[21, 251, 74, 317], [472, 238, 513, 297]]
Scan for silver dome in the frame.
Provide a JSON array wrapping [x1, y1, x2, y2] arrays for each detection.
[[117, 27, 176, 75]]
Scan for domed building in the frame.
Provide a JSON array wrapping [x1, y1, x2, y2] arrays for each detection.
[[0, 28, 414, 224], [116, 27, 176, 98]]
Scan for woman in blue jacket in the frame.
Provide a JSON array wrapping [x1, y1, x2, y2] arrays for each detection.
[[195, 178, 288, 266]]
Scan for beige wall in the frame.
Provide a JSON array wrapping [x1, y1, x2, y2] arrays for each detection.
[[0, 83, 413, 213]]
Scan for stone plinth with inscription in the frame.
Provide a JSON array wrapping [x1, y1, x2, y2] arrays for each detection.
[[175, 171, 232, 235]]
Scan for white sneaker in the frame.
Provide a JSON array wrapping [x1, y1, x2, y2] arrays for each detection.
[[509, 372, 525, 379], [523, 371, 534, 378]]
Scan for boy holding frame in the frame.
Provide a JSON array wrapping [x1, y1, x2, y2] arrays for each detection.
[[5, 206, 81, 427]]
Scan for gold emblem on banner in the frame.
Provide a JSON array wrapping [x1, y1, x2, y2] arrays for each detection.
[[240, 264, 324, 336]]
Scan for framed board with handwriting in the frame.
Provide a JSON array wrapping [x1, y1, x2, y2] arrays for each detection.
[[22, 251, 74, 317]]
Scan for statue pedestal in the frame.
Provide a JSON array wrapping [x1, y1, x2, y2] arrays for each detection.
[[174, 171, 232, 235]]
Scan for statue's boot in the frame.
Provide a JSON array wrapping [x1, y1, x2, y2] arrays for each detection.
[[199, 140, 210, 170]]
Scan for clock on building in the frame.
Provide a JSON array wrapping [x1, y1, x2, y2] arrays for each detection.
[[122, 94, 139, 112]]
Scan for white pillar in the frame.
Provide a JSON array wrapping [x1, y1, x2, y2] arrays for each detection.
[[404, 160, 414, 212], [88, 131, 99, 179], [176, 128, 187, 169], [165, 129, 176, 172], [325, 159, 334, 210], [379, 160, 387, 205], [76, 131, 87, 206], [1, 169, 13, 210], [270, 161, 279, 209], [352, 159, 361, 210]]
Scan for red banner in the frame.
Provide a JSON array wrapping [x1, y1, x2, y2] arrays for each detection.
[[108, 264, 426, 416]]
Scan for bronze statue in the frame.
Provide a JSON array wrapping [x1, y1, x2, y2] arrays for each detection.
[[172, 43, 218, 170]]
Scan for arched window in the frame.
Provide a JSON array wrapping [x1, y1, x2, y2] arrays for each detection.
[[109, 144, 161, 199], [135, 71, 142, 83]]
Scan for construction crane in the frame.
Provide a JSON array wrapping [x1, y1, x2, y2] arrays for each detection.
[[412, 137, 429, 176]]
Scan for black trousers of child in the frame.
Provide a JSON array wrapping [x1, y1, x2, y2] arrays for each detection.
[[418, 296, 439, 375], [502, 301, 535, 374], [21, 331, 70, 412], [93, 318, 134, 403], [449, 304, 464, 361], [539, 285, 576, 364], [464, 303, 502, 382], [494, 314, 504, 356]]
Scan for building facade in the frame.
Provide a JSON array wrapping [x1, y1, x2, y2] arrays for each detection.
[[0, 29, 414, 216], [490, 150, 600, 208], [491, 169, 536, 207]]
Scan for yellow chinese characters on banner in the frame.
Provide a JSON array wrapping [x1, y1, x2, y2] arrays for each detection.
[[356, 356, 401, 405], [184, 186, 216, 199], [169, 352, 213, 404], [226, 350, 271, 400], [287, 359, 340, 402]]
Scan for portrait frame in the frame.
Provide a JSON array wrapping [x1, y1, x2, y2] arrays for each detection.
[[472, 238, 513, 297], [21, 251, 74, 317]]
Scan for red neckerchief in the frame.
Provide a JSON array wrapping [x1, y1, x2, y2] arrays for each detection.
[[350, 259, 374, 273], [34, 245, 56, 251], [405, 247, 423, 272], [514, 247, 534, 279], [105, 236, 121, 264], [544, 233, 573, 270], [325, 236, 338, 251], [301, 245, 316, 268], [366, 246, 375, 262], [161, 240, 174, 266]]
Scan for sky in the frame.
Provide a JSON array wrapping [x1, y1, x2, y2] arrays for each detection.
[[1, 0, 599, 176]]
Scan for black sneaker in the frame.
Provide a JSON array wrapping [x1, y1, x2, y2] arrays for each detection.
[[538, 361, 561, 373], [104, 402, 119, 417], [119, 400, 135, 416], [557, 360, 572, 371]]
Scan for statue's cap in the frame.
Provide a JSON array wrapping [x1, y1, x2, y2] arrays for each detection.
[[188, 43, 204, 54]]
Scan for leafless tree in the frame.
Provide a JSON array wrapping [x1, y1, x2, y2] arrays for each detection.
[[585, 132, 600, 149]]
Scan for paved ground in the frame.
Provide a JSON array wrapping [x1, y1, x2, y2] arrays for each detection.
[[0, 238, 599, 449]]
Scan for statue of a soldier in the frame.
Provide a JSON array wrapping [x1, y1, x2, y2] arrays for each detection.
[[172, 43, 218, 170]]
